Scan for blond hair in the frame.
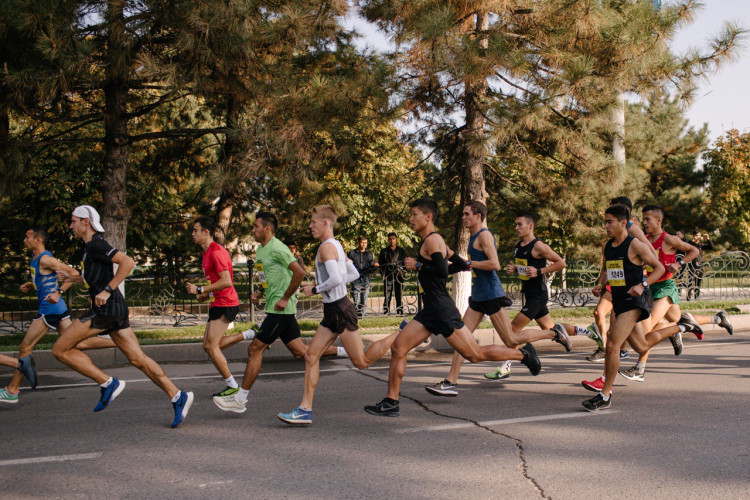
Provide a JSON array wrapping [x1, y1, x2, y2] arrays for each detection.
[[312, 205, 337, 226]]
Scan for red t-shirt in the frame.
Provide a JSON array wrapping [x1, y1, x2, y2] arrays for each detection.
[[202, 242, 240, 307]]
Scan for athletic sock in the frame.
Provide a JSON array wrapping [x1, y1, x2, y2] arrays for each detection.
[[225, 376, 239, 389], [336, 346, 349, 358], [599, 391, 610, 401], [242, 328, 256, 341], [678, 324, 687, 332], [171, 391, 182, 403], [711, 315, 720, 324], [635, 361, 645, 371], [503, 360, 512, 371], [574, 326, 589, 336], [100, 377, 113, 389], [300, 406, 312, 411], [237, 388, 250, 403]]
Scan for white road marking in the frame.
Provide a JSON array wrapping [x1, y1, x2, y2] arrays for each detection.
[[0, 452, 102, 466], [396, 411, 618, 433]]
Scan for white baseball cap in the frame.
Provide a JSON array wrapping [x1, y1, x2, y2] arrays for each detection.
[[72, 205, 105, 233]]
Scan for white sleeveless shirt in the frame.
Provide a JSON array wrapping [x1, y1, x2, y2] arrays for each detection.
[[315, 238, 348, 303]]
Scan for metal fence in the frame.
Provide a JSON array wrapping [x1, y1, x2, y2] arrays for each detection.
[[3, 252, 750, 334]]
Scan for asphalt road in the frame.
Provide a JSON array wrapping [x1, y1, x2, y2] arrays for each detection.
[[1, 332, 749, 499]]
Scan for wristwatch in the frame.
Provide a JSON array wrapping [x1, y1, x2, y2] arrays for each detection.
[[197, 285, 204, 294], [677, 258, 686, 266], [104, 284, 114, 294], [641, 276, 648, 288]]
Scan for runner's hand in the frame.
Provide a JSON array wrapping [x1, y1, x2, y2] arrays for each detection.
[[667, 263, 681, 274], [506, 262, 516, 275], [302, 284, 316, 296], [95, 290, 111, 306], [196, 292, 209, 303], [186, 282, 199, 295], [627, 284, 645, 297], [20, 282, 33, 293], [593, 284, 603, 297], [274, 298, 289, 311], [404, 257, 417, 271], [44, 291, 61, 304], [526, 267, 539, 278]]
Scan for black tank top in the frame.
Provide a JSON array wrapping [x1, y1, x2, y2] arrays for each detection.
[[513, 238, 547, 294], [417, 233, 459, 313], [604, 236, 643, 302]]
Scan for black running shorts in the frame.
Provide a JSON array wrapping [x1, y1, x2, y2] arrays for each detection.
[[256, 313, 302, 345], [519, 292, 549, 320], [80, 310, 130, 334], [413, 309, 464, 338], [208, 306, 239, 323], [468, 296, 513, 317], [612, 291, 651, 323], [34, 311, 71, 330], [320, 297, 359, 334]]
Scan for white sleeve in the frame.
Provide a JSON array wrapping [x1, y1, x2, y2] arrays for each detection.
[[345, 260, 360, 283], [315, 260, 343, 293]]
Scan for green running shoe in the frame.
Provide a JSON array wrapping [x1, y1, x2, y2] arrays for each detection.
[[212, 386, 240, 398], [484, 365, 511, 380], [0, 387, 19, 404], [587, 323, 604, 349]]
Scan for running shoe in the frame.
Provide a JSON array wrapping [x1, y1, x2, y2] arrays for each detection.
[[520, 343, 541, 375], [424, 379, 458, 397], [212, 386, 240, 398], [716, 310, 734, 336], [620, 350, 629, 359], [171, 391, 194, 428], [582, 393, 612, 412], [669, 331, 683, 356], [363, 398, 400, 417], [586, 347, 606, 362], [93, 378, 125, 412], [581, 376, 604, 392], [484, 365, 511, 380], [678, 314, 703, 340], [552, 323, 572, 352], [17, 355, 37, 389], [586, 323, 604, 349], [619, 365, 645, 382], [0, 387, 19, 404], [213, 394, 247, 413], [278, 407, 313, 424]]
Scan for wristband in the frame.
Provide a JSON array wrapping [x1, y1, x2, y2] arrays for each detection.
[[58, 288, 65, 294], [678, 258, 685, 266], [104, 284, 114, 294], [415, 262, 422, 270], [641, 277, 648, 288], [197, 285, 203, 294], [312, 286, 318, 295]]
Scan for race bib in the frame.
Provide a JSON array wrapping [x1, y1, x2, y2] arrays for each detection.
[[515, 258, 529, 281], [255, 262, 268, 289], [81, 261, 89, 289], [606, 260, 626, 287], [645, 249, 659, 273], [417, 279, 424, 294], [30, 266, 37, 290], [209, 292, 215, 303]]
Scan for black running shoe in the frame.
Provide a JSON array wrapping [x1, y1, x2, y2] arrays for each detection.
[[364, 398, 400, 417], [520, 343, 541, 375], [669, 331, 683, 356], [716, 310, 733, 336], [582, 393, 612, 412], [424, 379, 458, 397], [17, 355, 37, 390], [551, 323, 572, 352], [678, 314, 704, 340]]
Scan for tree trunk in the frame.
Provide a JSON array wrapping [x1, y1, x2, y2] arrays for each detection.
[[612, 92, 626, 168], [214, 95, 242, 246], [452, 11, 490, 314]]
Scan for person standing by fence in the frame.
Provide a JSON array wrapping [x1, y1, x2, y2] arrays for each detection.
[[348, 236, 376, 318], [378, 233, 406, 315]]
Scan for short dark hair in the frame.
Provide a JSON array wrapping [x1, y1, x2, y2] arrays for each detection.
[[287, 242, 297, 247], [610, 196, 632, 212], [410, 198, 439, 223], [387, 232, 397, 238], [255, 211, 277, 233], [605, 204, 629, 221], [195, 215, 216, 236], [642, 204, 664, 219], [29, 226, 49, 246], [466, 201, 487, 221], [516, 212, 536, 225], [357, 235, 368, 242]]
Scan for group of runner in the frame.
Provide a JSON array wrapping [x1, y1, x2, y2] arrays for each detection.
[[0, 197, 735, 426]]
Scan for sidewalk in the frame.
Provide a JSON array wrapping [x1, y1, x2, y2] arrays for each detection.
[[3, 314, 747, 371]]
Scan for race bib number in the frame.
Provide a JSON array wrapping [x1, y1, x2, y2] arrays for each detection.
[[30, 266, 37, 290], [606, 260, 626, 287], [515, 258, 529, 281], [255, 262, 268, 289]]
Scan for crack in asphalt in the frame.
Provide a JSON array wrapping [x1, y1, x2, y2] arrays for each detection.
[[356, 369, 550, 500]]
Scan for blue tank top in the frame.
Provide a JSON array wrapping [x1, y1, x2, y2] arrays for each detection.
[[468, 229, 505, 301], [31, 250, 68, 315]]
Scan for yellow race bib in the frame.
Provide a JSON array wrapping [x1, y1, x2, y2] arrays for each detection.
[[515, 258, 529, 281], [255, 262, 268, 289], [81, 261, 89, 289], [30, 266, 37, 290], [606, 260, 626, 287]]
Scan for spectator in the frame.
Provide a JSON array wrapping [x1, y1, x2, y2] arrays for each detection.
[[686, 230, 714, 300], [287, 242, 306, 274], [378, 232, 406, 314], [347, 236, 376, 317]]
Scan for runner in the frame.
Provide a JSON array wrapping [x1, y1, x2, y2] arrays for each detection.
[[0, 227, 115, 404], [0, 354, 37, 395], [213, 212, 345, 414], [186, 215, 254, 398], [364, 198, 542, 417], [424, 202, 597, 397], [52, 205, 194, 427], [582, 205, 700, 411], [618, 205, 733, 382], [277, 205, 401, 425], [483, 213, 602, 381]]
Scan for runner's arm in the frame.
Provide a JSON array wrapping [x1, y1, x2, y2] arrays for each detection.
[[39, 255, 80, 293], [533, 241, 566, 276], [312, 242, 345, 294], [282, 261, 306, 301], [202, 269, 232, 293], [667, 234, 699, 264], [344, 260, 360, 283]]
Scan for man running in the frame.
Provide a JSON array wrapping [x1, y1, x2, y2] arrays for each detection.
[[213, 211, 344, 414], [0, 354, 37, 395], [277, 205, 400, 425], [582, 205, 701, 411], [483, 213, 601, 381], [425, 202, 597, 397], [1, 227, 114, 404], [53, 205, 194, 427], [365, 198, 541, 418], [618, 205, 733, 382], [186, 215, 254, 398]]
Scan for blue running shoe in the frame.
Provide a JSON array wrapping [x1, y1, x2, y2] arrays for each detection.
[[18, 355, 37, 390], [93, 378, 125, 412], [277, 407, 312, 425], [171, 391, 195, 428]]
